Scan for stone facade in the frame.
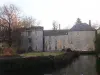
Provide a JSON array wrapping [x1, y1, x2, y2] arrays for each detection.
[[44, 31, 95, 51], [44, 30, 69, 51], [68, 18, 96, 51], [21, 26, 43, 52], [44, 19, 96, 51], [44, 35, 69, 51], [68, 31, 95, 51], [21, 19, 96, 52]]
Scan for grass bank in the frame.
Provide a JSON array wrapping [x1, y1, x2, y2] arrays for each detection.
[[20, 52, 64, 57], [72, 51, 99, 55]]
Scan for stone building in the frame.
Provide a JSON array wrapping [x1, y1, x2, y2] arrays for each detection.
[[68, 19, 96, 51], [44, 18, 96, 51], [21, 18, 96, 52], [20, 26, 43, 52], [44, 30, 68, 51]]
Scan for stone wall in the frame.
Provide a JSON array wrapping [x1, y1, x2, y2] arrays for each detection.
[[31, 30, 43, 51], [44, 35, 69, 51], [68, 31, 95, 51], [44, 31, 95, 51], [21, 28, 96, 52], [21, 29, 43, 52]]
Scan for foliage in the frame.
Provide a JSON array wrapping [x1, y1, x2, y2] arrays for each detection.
[[95, 33, 100, 52], [76, 18, 81, 24], [0, 42, 19, 56], [16, 48, 26, 54], [52, 20, 59, 30], [20, 16, 36, 28], [0, 4, 21, 46], [92, 23, 100, 29], [11, 47, 18, 55], [0, 4, 20, 29]]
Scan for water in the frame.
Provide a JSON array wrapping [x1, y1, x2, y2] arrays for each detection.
[[1, 55, 100, 75], [45, 55, 100, 75]]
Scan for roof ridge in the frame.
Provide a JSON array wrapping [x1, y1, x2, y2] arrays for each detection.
[[70, 22, 95, 31]]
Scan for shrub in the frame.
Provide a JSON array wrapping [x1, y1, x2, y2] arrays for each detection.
[[95, 33, 100, 52], [17, 48, 25, 54]]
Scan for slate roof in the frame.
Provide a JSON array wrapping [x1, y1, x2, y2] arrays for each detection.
[[44, 30, 68, 36], [70, 23, 95, 31]]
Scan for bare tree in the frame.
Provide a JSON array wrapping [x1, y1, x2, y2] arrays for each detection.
[[91, 23, 100, 29], [36, 20, 41, 26], [0, 4, 20, 28], [21, 16, 36, 28], [52, 21, 58, 30], [0, 4, 20, 46], [76, 18, 82, 24]]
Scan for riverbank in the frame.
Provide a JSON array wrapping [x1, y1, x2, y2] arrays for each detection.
[[0, 52, 79, 75], [73, 51, 99, 55], [20, 52, 64, 57]]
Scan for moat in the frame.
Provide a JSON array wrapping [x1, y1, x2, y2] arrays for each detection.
[[0, 54, 100, 75], [45, 55, 100, 75]]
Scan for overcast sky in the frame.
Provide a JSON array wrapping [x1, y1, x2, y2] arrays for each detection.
[[0, 0, 100, 29]]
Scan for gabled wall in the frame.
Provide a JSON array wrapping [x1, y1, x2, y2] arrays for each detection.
[[68, 31, 95, 51]]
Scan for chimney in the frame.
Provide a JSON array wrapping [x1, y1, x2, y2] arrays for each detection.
[[59, 24, 60, 30], [89, 20, 91, 26]]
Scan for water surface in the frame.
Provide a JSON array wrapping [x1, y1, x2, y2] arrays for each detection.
[[49, 55, 100, 75]]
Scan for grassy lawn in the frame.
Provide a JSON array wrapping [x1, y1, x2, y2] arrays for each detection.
[[20, 52, 64, 57]]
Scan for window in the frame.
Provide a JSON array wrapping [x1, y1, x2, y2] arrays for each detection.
[[55, 40, 57, 50], [66, 32, 68, 35], [70, 41, 73, 44], [36, 46, 37, 50], [45, 41, 47, 50], [28, 31, 31, 36], [77, 32, 79, 35], [28, 38, 32, 43], [49, 45, 51, 50], [49, 36, 51, 50], [35, 31, 37, 36]]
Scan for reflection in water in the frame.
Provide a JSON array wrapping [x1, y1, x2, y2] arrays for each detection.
[[96, 57, 100, 75], [1, 55, 100, 75], [51, 55, 100, 75]]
